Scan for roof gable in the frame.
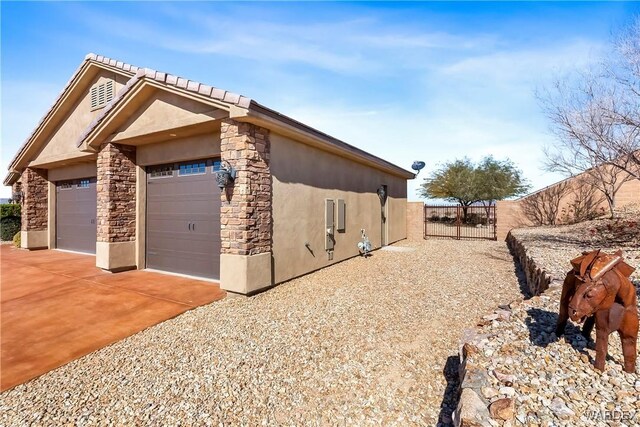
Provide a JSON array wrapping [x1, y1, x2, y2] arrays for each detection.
[[105, 88, 228, 146], [6, 53, 413, 185], [4, 54, 138, 184], [77, 68, 251, 150]]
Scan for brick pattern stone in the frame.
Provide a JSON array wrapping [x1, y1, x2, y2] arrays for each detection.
[[220, 119, 271, 256], [20, 168, 48, 231], [97, 143, 136, 243]]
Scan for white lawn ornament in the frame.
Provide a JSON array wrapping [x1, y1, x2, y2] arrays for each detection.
[[357, 229, 372, 257]]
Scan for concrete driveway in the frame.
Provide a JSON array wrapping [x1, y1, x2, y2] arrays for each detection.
[[1, 244, 225, 391]]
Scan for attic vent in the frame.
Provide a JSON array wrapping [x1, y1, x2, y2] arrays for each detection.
[[90, 80, 114, 110]]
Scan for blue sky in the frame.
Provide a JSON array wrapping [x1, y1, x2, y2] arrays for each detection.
[[2, 1, 638, 200]]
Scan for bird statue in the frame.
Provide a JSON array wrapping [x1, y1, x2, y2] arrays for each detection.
[[357, 229, 372, 257]]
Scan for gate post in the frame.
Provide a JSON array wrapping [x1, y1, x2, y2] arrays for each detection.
[[456, 205, 461, 240], [423, 204, 427, 239]]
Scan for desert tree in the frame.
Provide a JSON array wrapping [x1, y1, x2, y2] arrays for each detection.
[[475, 156, 530, 217], [540, 16, 640, 218], [419, 158, 479, 222], [419, 156, 529, 221], [520, 181, 570, 226]]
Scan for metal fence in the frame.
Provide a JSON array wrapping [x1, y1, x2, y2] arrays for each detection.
[[423, 204, 497, 241]]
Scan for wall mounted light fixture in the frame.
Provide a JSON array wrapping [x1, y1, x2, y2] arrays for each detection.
[[12, 190, 24, 205], [215, 161, 236, 189], [376, 185, 388, 205]]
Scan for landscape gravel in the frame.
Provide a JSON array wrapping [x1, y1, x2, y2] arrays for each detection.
[[1, 239, 522, 426], [463, 208, 640, 427]]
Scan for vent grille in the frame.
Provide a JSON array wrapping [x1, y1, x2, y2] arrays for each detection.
[[90, 80, 114, 110]]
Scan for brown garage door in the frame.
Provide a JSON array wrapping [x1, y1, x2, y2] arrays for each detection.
[[56, 178, 97, 254], [146, 159, 221, 280]]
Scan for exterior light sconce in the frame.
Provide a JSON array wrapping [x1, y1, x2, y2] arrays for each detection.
[[12, 190, 24, 205], [215, 161, 236, 190], [377, 185, 388, 206]]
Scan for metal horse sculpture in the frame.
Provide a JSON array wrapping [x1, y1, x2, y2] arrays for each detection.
[[556, 250, 638, 373]]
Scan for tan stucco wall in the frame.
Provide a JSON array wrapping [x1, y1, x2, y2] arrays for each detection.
[[220, 252, 273, 294], [47, 162, 97, 182], [270, 132, 407, 284], [496, 173, 640, 240], [110, 90, 222, 143], [136, 133, 221, 166], [135, 165, 146, 270], [96, 241, 136, 271], [406, 201, 424, 241], [21, 230, 48, 249], [30, 70, 129, 166], [48, 181, 56, 249]]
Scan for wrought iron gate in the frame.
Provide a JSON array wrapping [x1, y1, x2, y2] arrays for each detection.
[[423, 205, 497, 241]]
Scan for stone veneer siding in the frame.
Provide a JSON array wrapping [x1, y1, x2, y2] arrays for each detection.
[[97, 143, 136, 243], [12, 181, 23, 202], [21, 168, 48, 231], [220, 119, 271, 256]]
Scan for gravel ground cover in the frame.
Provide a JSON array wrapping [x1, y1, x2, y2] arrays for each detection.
[[510, 204, 640, 283], [462, 207, 640, 427], [1, 239, 522, 426]]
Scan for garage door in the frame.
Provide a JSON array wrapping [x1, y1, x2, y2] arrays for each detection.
[[146, 159, 221, 280], [56, 178, 97, 254]]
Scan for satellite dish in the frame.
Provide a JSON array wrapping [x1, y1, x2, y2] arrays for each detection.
[[411, 161, 426, 176]]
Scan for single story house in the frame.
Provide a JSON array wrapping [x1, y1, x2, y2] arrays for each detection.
[[4, 54, 412, 294]]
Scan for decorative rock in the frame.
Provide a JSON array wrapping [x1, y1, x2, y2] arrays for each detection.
[[493, 369, 516, 386], [463, 342, 480, 357], [499, 387, 516, 397], [454, 388, 492, 427], [489, 398, 515, 421], [549, 397, 574, 420], [481, 387, 499, 399], [495, 310, 511, 321], [461, 368, 490, 392]]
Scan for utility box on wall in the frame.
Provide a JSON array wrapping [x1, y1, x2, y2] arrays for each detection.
[[337, 199, 345, 232], [325, 199, 335, 251]]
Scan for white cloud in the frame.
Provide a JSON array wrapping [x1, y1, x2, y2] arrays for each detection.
[[440, 38, 604, 84]]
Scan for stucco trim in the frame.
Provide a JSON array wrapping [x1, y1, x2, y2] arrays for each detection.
[[220, 252, 273, 295], [96, 241, 136, 271], [48, 181, 56, 249], [21, 230, 48, 250]]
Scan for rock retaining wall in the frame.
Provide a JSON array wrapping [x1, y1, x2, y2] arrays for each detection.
[[506, 231, 552, 296], [453, 232, 560, 427]]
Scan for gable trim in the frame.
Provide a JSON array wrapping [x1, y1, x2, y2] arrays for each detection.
[[4, 54, 138, 185]]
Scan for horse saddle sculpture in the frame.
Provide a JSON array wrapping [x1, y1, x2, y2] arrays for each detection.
[[556, 249, 638, 373]]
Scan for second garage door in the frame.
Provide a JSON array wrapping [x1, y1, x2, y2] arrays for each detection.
[[146, 159, 221, 280], [56, 178, 97, 254]]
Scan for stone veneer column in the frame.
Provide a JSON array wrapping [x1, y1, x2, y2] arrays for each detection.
[[96, 142, 137, 271], [219, 119, 273, 294], [20, 168, 49, 249]]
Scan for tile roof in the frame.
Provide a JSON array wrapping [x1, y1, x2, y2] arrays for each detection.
[[6, 53, 413, 183], [76, 67, 252, 148]]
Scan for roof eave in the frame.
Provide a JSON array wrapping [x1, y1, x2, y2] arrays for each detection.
[[3, 171, 20, 187], [230, 102, 415, 180]]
